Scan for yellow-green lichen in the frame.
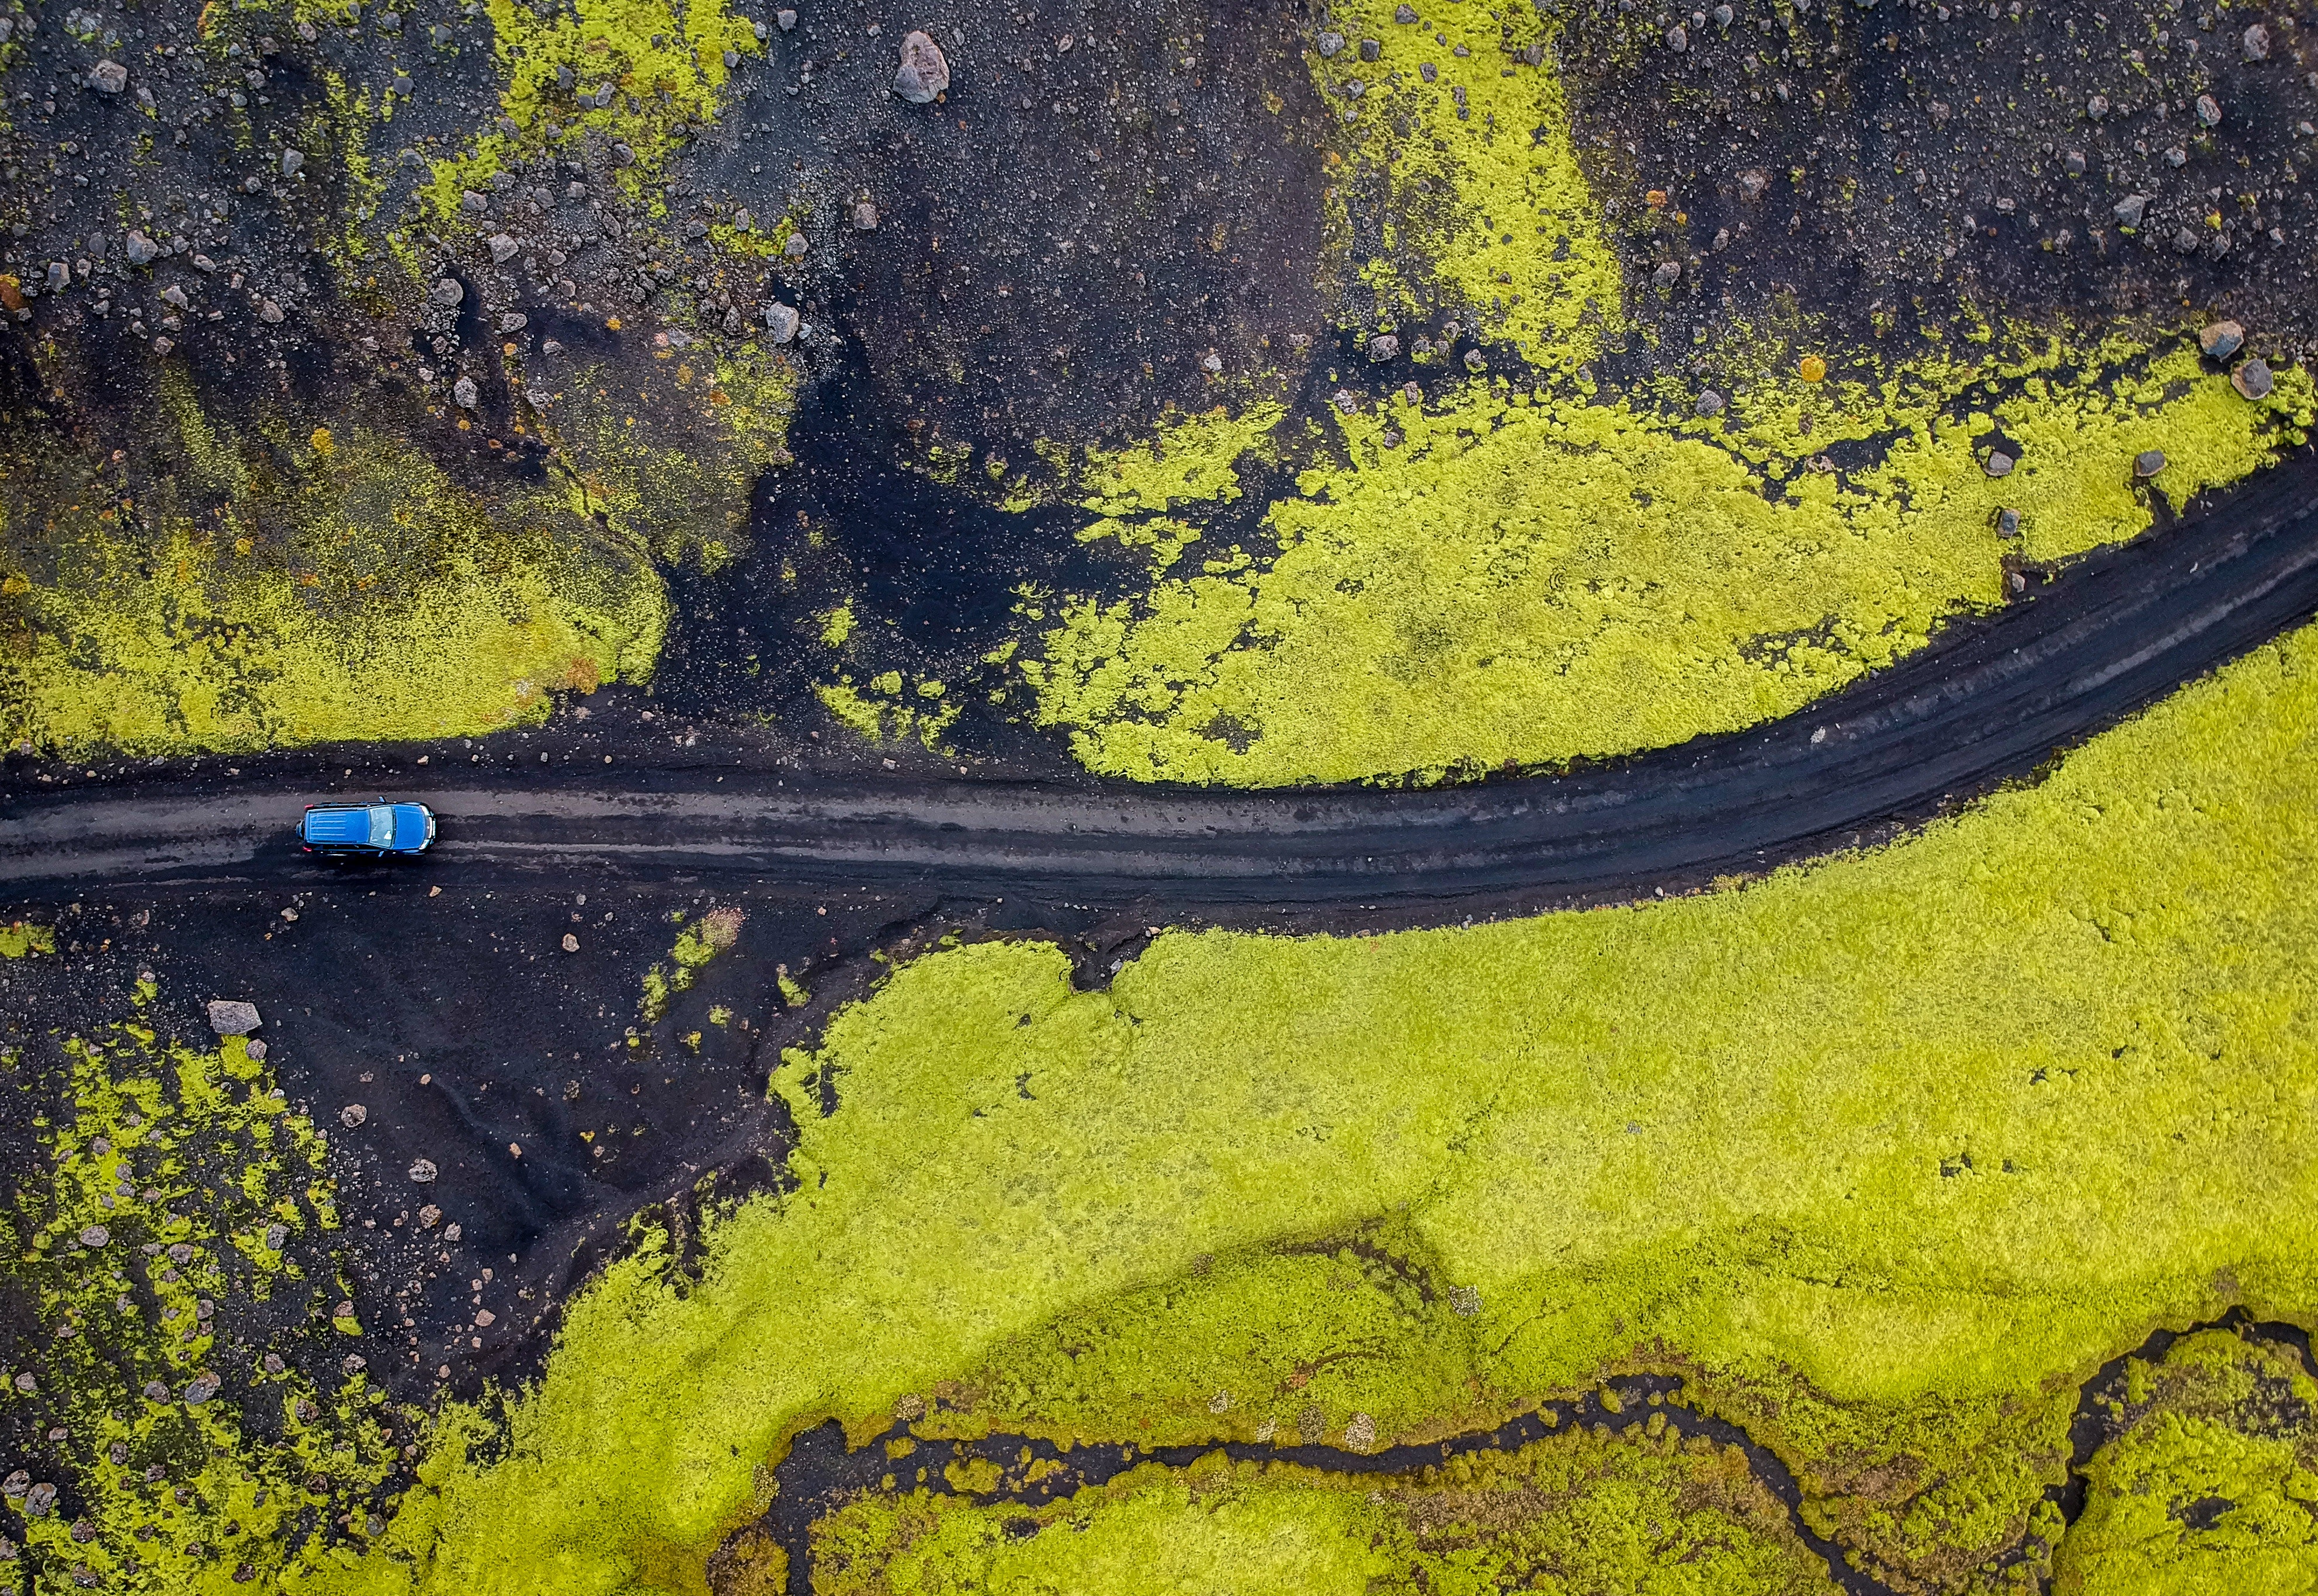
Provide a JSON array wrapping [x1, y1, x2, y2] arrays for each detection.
[[814, 1430, 1836, 1596], [333, 612, 2318, 1595], [639, 906, 744, 1022], [421, 0, 760, 219], [1, 922, 57, 959], [1, 1010, 420, 1591], [0, 397, 665, 755], [1019, 344, 2309, 785]]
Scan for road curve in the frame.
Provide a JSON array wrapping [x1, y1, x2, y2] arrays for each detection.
[[6, 453, 2317, 908]]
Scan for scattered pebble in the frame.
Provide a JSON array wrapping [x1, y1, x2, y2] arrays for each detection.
[[488, 234, 518, 264], [2243, 23, 2269, 60], [893, 29, 950, 104], [2063, 150, 2086, 175], [2196, 93, 2222, 128], [776, 8, 796, 29], [245, 1039, 268, 1060], [408, 1158, 438, 1184], [206, 1000, 261, 1036], [263, 1224, 287, 1250], [431, 278, 464, 308], [1396, 3, 1418, 20], [280, 149, 303, 177], [1652, 259, 1681, 286], [262, 1354, 285, 1375], [764, 302, 800, 344], [1317, 30, 1345, 57], [1712, 2, 1733, 25], [561, 932, 581, 953], [2113, 193, 2149, 228], [258, 299, 284, 325], [2085, 93, 2109, 120], [452, 376, 480, 408], [124, 231, 158, 266], [2232, 358, 2274, 400], [2133, 449, 2167, 478], [77, 1225, 109, 1248], [2199, 320, 2245, 360], [88, 60, 127, 94], [419, 1205, 442, 1229], [1332, 388, 1361, 415], [1367, 332, 1400, 360], [182, 1373, 220, 1407], [1666, 22, 1688, 50], [1695, 389, 1724, 417], [339, 1104, 367, 1129], [852, 201, 879, 231], [2171, 226, 2202, 255], [1463, 348, 1486, 372], [1996, 507, 2021, 538], [1358, 37, 1381, 61], [1984, 449, 2015, 478]]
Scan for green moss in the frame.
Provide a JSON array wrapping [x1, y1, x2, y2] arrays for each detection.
[[1309, 1, 1624, 374], [421, 0, 760, 220], [0, 398, 665, 755], [1019, 345, 2309, 785], [1, 921, 57, 959], [332, 613, 2318, 1593], [814, 1430, 1835, 1596], [0, 1005, 421, 1591], [2054, 1329, 2318, 1595], [639, 907, 744, 1021]]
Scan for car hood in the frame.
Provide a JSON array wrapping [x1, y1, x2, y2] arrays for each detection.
[[391, 804, 432, 850]]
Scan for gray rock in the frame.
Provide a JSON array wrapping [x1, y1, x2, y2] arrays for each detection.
[[2173, 226, 2202, 254], [262, 1353, 285, 1375], [77, 1225, 109, 1248], [488, 233, 518, 264], [1396, 3, 1419, 19], [2196, 93, 2222, 127], [46, 262, 66, 292], [166, 1243, 193, 1265], [1200, 350, 1223, 374], [377, 8, 400, 31], [1996, 507, 2021, 537], [452, 375, 479, 408], [2165, 145, 2187, 168], [2134, 449, 2167, 478], [1463, 348, 1486, 372], [1653, 259, 1681, 286], [893, 30, 950, 103], [1359, 37, 1381, 61], [340, 1104, 367, 1129], [1368, 332, 1400, 360], [2199, 320, 2244, 360], [257, 299, 283, 325], [460, 189, 489, 216], [2086, 93, 2109, 120], [784, 231, 809, 258], [431, 277, 464, 308], [245, 1040, 268, 1063], [430, 22, 452, 44], [1984, 449, 2015, 478], [1317, 30, 1344, 57], [2063, 150, 2086, 175], [206, 1000, 260, 1035], [159, 284, 190, 310], [2113, 193, 2149, 228], [852, 200, 879, 230], [263, 1224, 287, 1250], [2244, 23, 2269, 59], [89, 59, 127, 94], [0, 1473, 22, 1497], [497, 311, 527, 332], [2233, 358, 2275, 400], [443, 1222, 463, 1241], [1695, 388, 1724, 416], [1667, 22, 1688, 49], [764, 301, 800, 343], [408, 1158, 438, 1183], [182, 1373, 220, 1406], [777, 8, 796, 29], [140, 1380, 169, 1402], [281, 148, 303, 176], [22, 1485, 53, 1517], [1712, 2, 1733, 23], [419, 1203, 442, 1228], [1333, 388, 1361, 415], [556, 64, 574, 89]]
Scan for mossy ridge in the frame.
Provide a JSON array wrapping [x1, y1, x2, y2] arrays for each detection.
[[332, 619, 2318, 1594], [0, 388, 665, 756], [1310, 1, 1624, 374], [420, 0, 759, 222], [1019, 346, 2307, 786], [811, 1429, 1838, 1596], [2053, 1327, 2318, 1595], [0, 1002, 422, 1592]]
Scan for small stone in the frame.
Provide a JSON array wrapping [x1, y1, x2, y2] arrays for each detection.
[[2164, 145, 2188, 168], [182, 1373, 220, 1407], [1695, 388, 1724, 416], [2196, 93, 2222, 128], [159, 283, 190, 310], [2232, 358, 2274, 400], [2198, 320, 2245, 360], [852, 200, 879, 230], [1367, 332, 1400, 360], [1463, 348, 1486, 372], [141, 1380, 169, 1402], [498, 311, 528, 332], [1666, 22, 1688, 49], [2086, 93, 2108, 120], [1345, 1411, 1377, 1450], [262, 1353, 285, 1375], [1983, 449, 2015, 478], [340, 1104, 367, 1129], [250, 298, 282, 325], [126, 231, 158, 266], [1996, 507, 2021, 538], [561, 932, 581, 952], [784, 231, 809, 258], [1397, 2, 1419, 19], [488, 233, 518, 264], [2063, 150, 2086, 175], [2113, 194, 2149, 228], [281, 148, 303, 176], [342, 1354, 365, 1375], [1712, 1, 1733, 22], [46, 261, 67, 292], [777, 8, 796, 29], [452, 376, 479, 408], [432, 277, 464, 308], [78, 1225, 109, 1248], [2173, 226, 2202, 254], [460, 189, 489, 216], [1379, 428, 1403, 449], [206, 1000, 260, 1036], [1653, 259, 1681, 287], [1317, 30, 1344, 57], [2133, 449, 2167, 478], [22, 1485, 54, 1517], [1738, 169, 1768, 200], [168, 1243, 193, 1265], [443, 1223, 463, 1241], [2243, 23, 2269, 60], [419, 1205, 442, 1229], [1358, 36, 1381, 60], [893, 29, 950, 103], [152, 337, 175, 356], [408, 1158, 438, 1184], [263, 1224, 287, 1250], [475, 1309, 497, 1328], [333, 1299, 356, 1323], [1200, 350, 1223, 374], [1332, 388, 1361, 415], [1447, 1283, 1481, 1316], [89, 60, 127, 94], [763, 301, 800, 343], [10, 1375, 29, 1394], [245, 1039, 268, 1060], [1, 1474, 23, 1498]]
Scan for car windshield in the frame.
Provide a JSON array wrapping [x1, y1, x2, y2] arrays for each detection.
[[367, 806, 395, 848]]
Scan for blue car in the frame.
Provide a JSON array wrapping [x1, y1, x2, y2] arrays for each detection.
[[300, 801, 437, 858]]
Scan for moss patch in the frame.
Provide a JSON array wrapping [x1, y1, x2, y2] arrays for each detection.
[[814, 1430, 1835, 1596], [328, 602, 2318, 1594]]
